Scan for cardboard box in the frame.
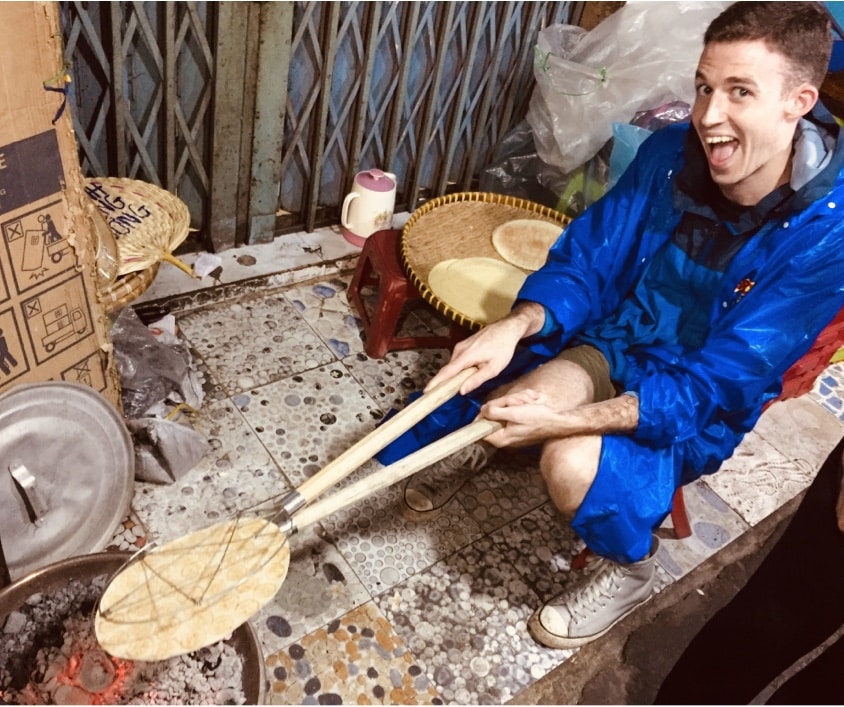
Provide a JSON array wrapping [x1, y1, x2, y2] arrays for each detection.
[[0, 2, 121, 408]]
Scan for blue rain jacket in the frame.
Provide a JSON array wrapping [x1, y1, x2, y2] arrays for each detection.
[[379, 104, 844, 563]]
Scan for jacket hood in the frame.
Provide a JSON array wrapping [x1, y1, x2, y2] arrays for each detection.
[[790, 100, 844, 203]]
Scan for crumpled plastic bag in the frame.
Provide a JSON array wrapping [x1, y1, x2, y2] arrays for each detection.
[[126, 416, 210, 484], [111, 306, 201, 418], [478, 119, 569, 209], [527, 2, 728, 175], [110, 306, 208, 483]]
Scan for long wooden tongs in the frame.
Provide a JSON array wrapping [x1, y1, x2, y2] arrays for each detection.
[[276, 366, 482, 519], [280, 416, 501, 535]]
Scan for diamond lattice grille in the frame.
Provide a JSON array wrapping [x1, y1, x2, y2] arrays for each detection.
[[59, 1, 572, 245]]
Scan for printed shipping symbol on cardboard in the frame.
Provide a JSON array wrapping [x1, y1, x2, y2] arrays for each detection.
[[62, 349, 108, 390], [2, 199, 74, 291], [21, 273, 93, 364], [0, 307, 27, 384]]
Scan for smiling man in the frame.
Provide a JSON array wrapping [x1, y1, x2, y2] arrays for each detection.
[[380, 2, 844, 649], [694, 23, 822, 206]]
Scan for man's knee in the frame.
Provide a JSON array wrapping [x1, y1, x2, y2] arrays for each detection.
[[488, 354, 598, 409], [539, 437, 602, 516]]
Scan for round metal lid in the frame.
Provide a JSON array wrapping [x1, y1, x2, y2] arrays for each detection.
[[0, 382, 134, 581]]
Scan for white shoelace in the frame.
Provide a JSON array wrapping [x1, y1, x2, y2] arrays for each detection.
[[434, 441, 490, 476], [566, 561, 625, 622], [459, 441, 492, 471]]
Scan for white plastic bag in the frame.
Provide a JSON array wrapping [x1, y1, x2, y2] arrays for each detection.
[[526, 1, 729, 175]]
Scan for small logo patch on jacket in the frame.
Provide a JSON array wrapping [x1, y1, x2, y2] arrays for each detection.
[[732, 275, 756, 304]]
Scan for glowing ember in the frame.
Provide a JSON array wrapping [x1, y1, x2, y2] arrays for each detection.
[[47, 644, 133, 705], [0, 573, 249, 704]]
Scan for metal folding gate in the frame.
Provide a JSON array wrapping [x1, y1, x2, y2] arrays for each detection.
[[59, 1, 575, 251]]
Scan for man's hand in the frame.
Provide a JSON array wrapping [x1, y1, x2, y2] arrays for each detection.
[[480, 390, 640, 449], [480, 389, 561, 448], [424, 302, 547, 395]]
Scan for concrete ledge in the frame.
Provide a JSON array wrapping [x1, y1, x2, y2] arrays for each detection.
[[511, 491, 802, 705]]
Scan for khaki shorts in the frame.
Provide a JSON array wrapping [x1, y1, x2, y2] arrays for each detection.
[[555, 345, 616, 403]]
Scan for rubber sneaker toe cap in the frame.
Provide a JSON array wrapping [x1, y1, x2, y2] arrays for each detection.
[[403, 487, 434, 513]]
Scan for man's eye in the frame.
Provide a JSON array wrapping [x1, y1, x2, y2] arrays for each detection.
[[732, 87, 750, 98], [695, 84, 711, 96]]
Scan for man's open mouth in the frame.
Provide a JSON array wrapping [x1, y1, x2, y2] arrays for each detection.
[[706, 135, 739, 168]]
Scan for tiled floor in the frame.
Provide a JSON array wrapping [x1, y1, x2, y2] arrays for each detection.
[[105, 223, 844, 705]]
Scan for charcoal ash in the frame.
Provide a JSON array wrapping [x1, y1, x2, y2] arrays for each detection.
[[0, 573, 247, 705]]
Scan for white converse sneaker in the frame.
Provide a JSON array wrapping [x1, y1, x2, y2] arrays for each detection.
[[400, 441, 495, 522], [528, 536, 659, 649]]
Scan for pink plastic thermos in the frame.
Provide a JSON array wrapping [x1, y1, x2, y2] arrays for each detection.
[[340, 169, 397, 246]]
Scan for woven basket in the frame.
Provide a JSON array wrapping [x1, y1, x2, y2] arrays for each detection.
[[401, 192, 570, 331], [83, 177, 192, 277], [99, 263, 161, 313]]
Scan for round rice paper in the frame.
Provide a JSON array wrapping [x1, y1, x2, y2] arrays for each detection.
[[427, 257, 527, 325], [491, 218, 562, 271]]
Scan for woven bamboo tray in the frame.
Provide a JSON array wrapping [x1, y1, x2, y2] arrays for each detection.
[[83, 177, 193, 277], [401, 192, 570, 331]]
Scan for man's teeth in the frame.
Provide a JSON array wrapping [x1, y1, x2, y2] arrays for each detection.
[[706, 136, 735, 144]]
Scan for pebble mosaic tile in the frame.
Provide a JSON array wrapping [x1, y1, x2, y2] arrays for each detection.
[[132, 398, 292, 544], [106, 512, 147, 552], [460, 454, 550, 534], [177, 292, 337, 395], [320, 483, 485, 596], [283, 276, 366, 359], [342, 348, 451, 414], [233, 362, 386, 489], [113, 263, 844, 705], [251, 525, 372, 655], [264, 601, 442, 705], [492, 503, 585, 601], [376, 536, 565, 704]]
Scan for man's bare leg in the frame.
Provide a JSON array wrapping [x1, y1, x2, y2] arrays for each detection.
[[485, 358, 659, 650], [487, 356, 603, 517], [401, 354, 603, 521]]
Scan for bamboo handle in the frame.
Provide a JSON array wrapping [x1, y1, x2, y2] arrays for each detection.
[[161, 251, 199, 278], [292, 418, 501, 531], [290, 367, 478, 507]]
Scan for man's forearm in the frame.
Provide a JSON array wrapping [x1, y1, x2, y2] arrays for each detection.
[[553, 393, 639, 437], [508, 301, 548, 339]]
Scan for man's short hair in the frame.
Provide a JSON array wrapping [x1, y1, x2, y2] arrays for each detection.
[[704, 1, 832, 89]]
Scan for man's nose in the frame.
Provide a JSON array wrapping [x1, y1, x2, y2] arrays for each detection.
[[699, 93, 727, 125]]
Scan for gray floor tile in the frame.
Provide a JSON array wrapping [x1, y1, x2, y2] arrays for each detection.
[[178, 292, 336, 394]]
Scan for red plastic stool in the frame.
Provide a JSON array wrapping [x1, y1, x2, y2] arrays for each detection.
[[347, 228, 467, 358]]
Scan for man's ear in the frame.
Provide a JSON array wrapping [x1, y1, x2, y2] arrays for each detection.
[[788, 83, 819, 119]]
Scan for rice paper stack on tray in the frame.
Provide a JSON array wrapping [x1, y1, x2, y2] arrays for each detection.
[[400, 192, 569, 329]]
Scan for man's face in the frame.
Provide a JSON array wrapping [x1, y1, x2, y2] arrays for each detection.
[[692, 39, 805, 206]]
